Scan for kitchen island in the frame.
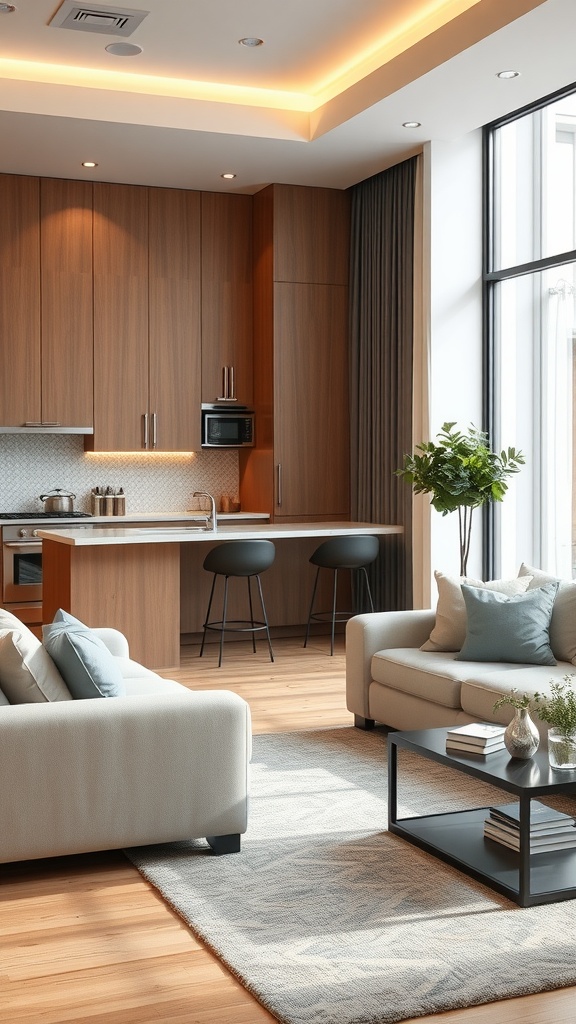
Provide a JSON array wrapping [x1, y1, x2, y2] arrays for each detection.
[[40, 522, 403, 668]]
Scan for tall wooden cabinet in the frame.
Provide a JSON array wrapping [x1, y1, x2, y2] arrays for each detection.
[[201, 192, 253, 406], [0, 174, 93, 430], [241, 183, 351, 521], [88, 183, 201, 452]]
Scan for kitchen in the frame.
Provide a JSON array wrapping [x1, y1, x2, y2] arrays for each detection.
[[0, 174, 397, 651]]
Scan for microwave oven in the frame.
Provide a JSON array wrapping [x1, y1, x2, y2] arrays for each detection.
[[201, 406, 255, 448]]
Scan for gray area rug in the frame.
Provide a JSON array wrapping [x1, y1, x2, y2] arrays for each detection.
[[125, 727, 576, 1024]]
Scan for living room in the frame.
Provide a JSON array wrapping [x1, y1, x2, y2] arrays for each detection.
[[2, 2, 576, 1023]]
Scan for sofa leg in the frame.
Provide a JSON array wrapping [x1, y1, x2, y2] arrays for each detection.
[[207, 833, 241, 855], [354, 714, 375, 730]]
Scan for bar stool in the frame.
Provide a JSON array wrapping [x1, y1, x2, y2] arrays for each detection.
[[303, 535, 379, 655], [200, 540, 276, 667]]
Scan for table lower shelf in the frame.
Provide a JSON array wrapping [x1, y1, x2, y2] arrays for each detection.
[[390, 807, 576, 907]]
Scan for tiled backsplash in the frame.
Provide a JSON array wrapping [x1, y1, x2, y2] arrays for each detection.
[[0, 435, 240, 514]]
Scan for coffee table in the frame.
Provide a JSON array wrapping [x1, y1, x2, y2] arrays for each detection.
[[388, 727, 576, 907]]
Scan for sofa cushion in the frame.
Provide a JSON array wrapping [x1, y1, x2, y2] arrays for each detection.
[[518, 563, 576, 664], [461, 663, 574, 726], [456, 581, 558, 665], [421, 570, 531, 652], [43, 618, 126, 699], [123, 675, 184, 696], [0, 623, 72, 704], [370, 648, 504, 709]]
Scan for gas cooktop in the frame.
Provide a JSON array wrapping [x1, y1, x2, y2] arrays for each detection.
[[0, 512, 93, 520]]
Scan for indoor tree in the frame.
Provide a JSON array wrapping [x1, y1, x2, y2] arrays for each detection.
[[396, 422, 524, 576]]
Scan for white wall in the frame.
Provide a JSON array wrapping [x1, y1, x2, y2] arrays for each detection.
[[419, 132, 484, 598]]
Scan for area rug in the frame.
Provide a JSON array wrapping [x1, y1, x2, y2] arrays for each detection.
[[125, 727, 576, 1024]]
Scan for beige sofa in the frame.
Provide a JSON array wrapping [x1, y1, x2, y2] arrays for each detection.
[[346, 566, 576, 739], [0, 625, 251, 863]]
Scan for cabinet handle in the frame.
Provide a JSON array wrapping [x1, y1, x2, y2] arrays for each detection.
[[142, 412, 148, 449], [276, 463, 282, 507], [151, 412, 157, 449], [217, 366, 237, 402], [229, 365, 235, 400]]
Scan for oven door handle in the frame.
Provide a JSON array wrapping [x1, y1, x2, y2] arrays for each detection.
[[3, 542, 42, 552]]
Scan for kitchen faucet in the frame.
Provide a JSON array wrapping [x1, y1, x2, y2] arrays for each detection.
[[193, 491, 217, 532]]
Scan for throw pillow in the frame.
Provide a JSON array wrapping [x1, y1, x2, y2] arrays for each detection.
[[421, 570, 532, 652], [456, 580, 559, 665], [518, 562, 576, 664], [42, 618, 126, 699], [0, 630, 72, 703]]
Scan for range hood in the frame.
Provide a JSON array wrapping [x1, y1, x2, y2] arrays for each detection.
[[0, 425, 93, 435]]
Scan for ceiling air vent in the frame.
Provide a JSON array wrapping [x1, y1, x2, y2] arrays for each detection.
[[49, 2, 149, 36]]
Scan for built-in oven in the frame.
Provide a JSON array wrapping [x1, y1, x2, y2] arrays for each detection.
[[1, 514, 93, 608]]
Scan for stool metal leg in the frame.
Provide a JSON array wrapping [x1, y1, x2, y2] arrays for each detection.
[[303, 566, 321, 648], [246, 576, 257, 654], [200, 574, 217, 658], [255, 572, 275, 663], [360, 566, 375, 612], [218, 575, 230, 668], [329, 568, 338, 656]]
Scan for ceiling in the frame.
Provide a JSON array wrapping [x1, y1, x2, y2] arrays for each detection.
[[0, 0, 575, 194]]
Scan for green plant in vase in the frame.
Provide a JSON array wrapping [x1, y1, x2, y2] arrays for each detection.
[[396, 422, 524, 576], [533, 676, 576, 769]]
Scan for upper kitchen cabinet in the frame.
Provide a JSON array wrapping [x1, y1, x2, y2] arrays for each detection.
[[201, 192, 253, 406], [0, 175, 93, 431], [0, 174, 41, 427], [240, 184, 351, 521], [41, 178, 93, 429], [89, 183, 201, 452]]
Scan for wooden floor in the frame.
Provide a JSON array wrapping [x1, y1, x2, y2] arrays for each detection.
[[1, 635, 575, 1024]]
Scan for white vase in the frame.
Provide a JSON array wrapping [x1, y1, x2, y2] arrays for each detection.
[[504, 708, 540, 759], [547, 728, 576, 770]]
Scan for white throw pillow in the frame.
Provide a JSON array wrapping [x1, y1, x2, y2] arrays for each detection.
[[518, 562, 576, 664], [0, 630, 72, 703], [421, 570, 532, 652]]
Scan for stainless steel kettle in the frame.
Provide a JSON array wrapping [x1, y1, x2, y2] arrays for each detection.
[[39, 489, 76, 513]]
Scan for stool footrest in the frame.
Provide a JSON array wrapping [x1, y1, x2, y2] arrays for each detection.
[[203, 619, 270, 635]]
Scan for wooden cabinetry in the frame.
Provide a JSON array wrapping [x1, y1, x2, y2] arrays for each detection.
[[201, 192, 253, 406], [240, 184, 351, 521], [89, 184, 201, 452], [0, 174, 92, 430]]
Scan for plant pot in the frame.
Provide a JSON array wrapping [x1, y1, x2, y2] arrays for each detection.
[[504, 707, 540, 759], [547, 728, 576, 770]]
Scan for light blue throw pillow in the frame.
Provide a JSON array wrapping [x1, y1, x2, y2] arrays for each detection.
[[456, 580, 559, 665], [43, 612, 125, 699]]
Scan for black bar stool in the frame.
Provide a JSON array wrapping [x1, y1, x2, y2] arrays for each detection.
[[200, 540, 276, 667], [303, 535, 379, 655]]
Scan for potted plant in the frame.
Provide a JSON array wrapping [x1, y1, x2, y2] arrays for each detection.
[[396, 422, 524, 576], [494, 677, 576, 769]]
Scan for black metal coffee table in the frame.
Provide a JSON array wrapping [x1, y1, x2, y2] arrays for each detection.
[[388, 727, 576, 907]]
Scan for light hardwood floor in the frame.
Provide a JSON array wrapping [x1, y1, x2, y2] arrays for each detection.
[[1, 636, 574, 1024]]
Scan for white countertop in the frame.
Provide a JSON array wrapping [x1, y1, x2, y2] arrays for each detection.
[[38, 521, 403, 547]]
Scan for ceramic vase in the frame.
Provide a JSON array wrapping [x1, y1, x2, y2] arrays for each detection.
[[547, 728, 576, 770], [504, 707, 540, 759]]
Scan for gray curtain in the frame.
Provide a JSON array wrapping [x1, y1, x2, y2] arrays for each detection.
[[349, 157, 417, 610]]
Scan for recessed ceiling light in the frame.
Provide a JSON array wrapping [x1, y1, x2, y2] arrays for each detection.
[[221, 172, 237, 180], [239, 37, 263, 47], [105, 42, 143, 56], [402, 121, 421, 129], [0, 3, 16, 11], [82, 161, 98, 168], [497, 70, 520, 79]]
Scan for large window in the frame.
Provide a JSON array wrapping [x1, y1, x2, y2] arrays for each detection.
[[485, 86, 576, 579]]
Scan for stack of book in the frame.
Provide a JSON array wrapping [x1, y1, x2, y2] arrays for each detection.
[[445, 723, 506, 755], [484, 801, 576, 854]]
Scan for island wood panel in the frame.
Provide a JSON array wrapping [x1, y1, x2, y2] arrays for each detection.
[[271, 183, 350, 285], [0, 174, 41, 425], [90, 183, 149, 452], [149, 187, 202, 451], [40, 178, 93, 427], [201, 192, 253, 406], [273, 281, 350, 518], [42, 539, 181, 669]]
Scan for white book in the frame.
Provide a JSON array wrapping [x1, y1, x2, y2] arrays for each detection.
[[446, 739, 505, 755], [446, 723, 506, 745]]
